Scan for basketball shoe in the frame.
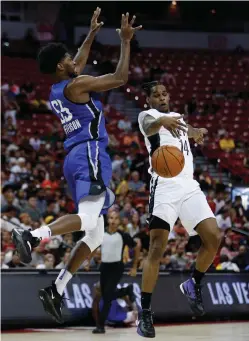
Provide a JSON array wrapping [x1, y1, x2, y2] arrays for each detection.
[[136, 309, 155, 338], [12, 228, 40, 263], [180, 278, 205, 316], [39, 281, 64, 323]]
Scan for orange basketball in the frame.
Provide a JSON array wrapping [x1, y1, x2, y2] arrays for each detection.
[[151, 145, 185, 178]]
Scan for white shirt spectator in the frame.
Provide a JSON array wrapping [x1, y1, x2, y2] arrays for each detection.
[[127, 223, 139, 237], [216, 214, 232, 230], [1, 217, 21, 232], [214, 199, 225, 214], [29, 137, 42, 151], [5, 109, 17, 126], [218, 261, 240, 272]]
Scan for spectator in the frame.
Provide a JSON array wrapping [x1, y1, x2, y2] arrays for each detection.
[[219, 133, 235, 152], [22, 195, 43, 223], [4, 116, 17, 137], [55, 251, 71, 269], [232, 245, 249, 270], [120, 202, 133, 219], [1, 185, 20, 210], [36, 253, 55, 269], [7, 250, 25, 268], [20, 80, 35, 99], [233, 196, 247, 222], [9, 157, 29, 183], [160, 253, 179, 271], [170, 244, 188, 270], [123, 132, 141, 148], [4, 102, 19, 127], [216, 254, 240, 272], [19, 212, 33, 231], [128, 171, 146, 193], [1, 251, 9, 269], [127, 212, 140, 237], [1, 230, 15, 252], [216, 208, 232, 231], [1, 205, 20, 231], [43, 200, 57, 221], [220, 236, 239, 260], [29, 132, 42, 151], [118, 116, 132, 132], [214, 192, 225, 215], [217, 123, 227, 137], [36, 189, 47, 214]]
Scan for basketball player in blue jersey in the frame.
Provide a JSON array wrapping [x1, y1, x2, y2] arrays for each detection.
[[12, 9, 142, 324]]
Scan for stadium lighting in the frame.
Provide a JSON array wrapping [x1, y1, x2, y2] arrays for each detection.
[[93, 60, 97, 65], [172, 1, 177, 6], [135, 96, 139, 100], [126, 88, 130, 92]]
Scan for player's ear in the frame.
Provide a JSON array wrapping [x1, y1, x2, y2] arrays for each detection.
[[57, 62, 64, 71], [146, 97, 150, 105]]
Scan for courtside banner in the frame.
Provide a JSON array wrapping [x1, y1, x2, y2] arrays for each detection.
[[1, 270, 249, 328]]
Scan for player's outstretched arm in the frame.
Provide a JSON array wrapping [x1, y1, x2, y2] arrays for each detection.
[[73, 7, 104, 75], [142, 114, 187, 138], [69, 13, 142, 93], [188, 125, 208, 144]]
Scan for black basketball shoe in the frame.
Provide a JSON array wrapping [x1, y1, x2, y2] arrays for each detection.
[[92, 326, 106, 334], [39, 281, 64, 324], [12, 228, 40, 263], [137, 309, 155, 338]]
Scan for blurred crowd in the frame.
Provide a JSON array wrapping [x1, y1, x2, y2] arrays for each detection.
[[1, 36, 249, 273]]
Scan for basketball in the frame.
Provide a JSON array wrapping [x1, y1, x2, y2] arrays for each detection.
[[151, 145, 185, 178]]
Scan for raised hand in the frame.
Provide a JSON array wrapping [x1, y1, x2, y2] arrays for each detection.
[[193, 128, 208, 145], [161, 115, 187, 138], [116, 13, 142, 41], [90, 7, 104, 33]]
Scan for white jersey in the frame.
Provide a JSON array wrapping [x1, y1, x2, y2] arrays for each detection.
[[138, 109, 194, 180]]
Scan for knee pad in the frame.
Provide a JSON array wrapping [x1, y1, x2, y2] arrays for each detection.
[[82, 215, 104, 252], [77, 213, 99, 231]]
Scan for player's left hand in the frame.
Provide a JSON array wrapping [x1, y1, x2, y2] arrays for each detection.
[[128, 267, 137, 277], [90, 7, 104, 33], [193, 128, 208, 145]]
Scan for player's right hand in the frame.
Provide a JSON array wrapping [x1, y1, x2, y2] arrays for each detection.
[[116, 13, 142, 41], [161, 115, 187, 138]]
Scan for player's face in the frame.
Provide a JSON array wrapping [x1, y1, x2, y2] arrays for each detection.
[[148, 85, 170, 112], [61, 53, 78, 77]]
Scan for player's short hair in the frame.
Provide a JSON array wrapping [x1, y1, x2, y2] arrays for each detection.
[[142, 81, 159, 96], [37, 43, 68, 74]]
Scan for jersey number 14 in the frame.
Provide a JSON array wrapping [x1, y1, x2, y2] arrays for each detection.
[[180, 139, 189, 155]]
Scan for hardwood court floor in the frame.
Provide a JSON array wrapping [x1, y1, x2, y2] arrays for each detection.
[[2, 322, 249, 341]]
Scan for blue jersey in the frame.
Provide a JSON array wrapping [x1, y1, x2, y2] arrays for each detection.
[[49, 79, 108, 152], [49, 79, 114, 212]]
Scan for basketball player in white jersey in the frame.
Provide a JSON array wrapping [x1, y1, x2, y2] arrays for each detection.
[[136, 82, 221, 338]]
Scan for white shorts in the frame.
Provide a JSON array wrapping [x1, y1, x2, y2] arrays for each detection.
[[149, 177, 215, 234]]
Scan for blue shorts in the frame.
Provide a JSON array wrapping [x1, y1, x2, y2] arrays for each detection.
[[63, 141, 115, 214]]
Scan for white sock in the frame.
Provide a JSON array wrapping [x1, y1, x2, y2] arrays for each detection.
[[55, 269, 73, 295], [31, 226, 51, 240]]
